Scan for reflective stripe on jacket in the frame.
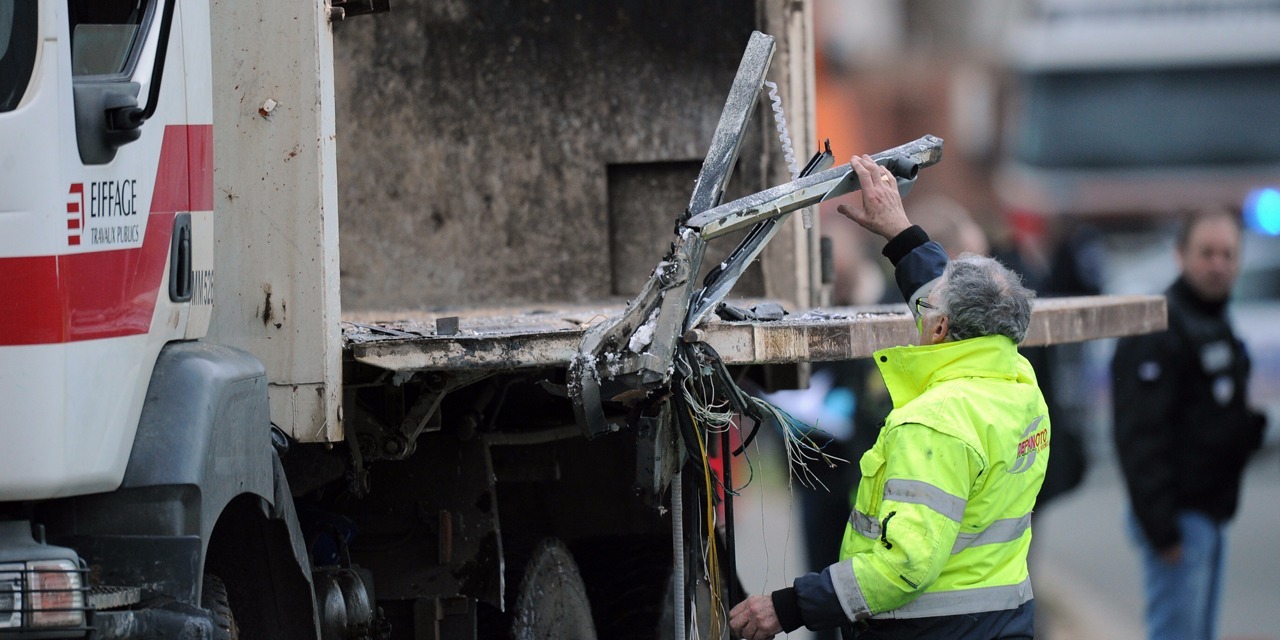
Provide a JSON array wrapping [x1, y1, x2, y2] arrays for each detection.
[[832, 334, 1050, 620]]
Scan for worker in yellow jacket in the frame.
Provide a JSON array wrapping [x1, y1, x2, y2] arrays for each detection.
[[730, 155, 1049, 639]]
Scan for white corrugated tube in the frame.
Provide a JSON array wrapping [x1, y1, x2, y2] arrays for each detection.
[[762, 80, 808, 229]]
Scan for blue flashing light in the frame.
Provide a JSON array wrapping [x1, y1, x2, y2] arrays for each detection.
[[1245, 188, 1280, 236]]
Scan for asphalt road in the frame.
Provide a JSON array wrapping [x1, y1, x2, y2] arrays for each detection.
[[729, 443, 1280, 639]]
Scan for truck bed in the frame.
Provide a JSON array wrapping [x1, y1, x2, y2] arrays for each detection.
[[342, 294, 1166, 373]]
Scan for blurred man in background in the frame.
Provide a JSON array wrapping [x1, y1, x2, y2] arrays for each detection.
[[1111, 207, 1268, 640]]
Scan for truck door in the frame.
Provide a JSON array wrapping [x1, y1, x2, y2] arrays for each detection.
[[0, 0, 213, 500]]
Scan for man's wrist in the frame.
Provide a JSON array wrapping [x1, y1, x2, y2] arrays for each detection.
[[879, 220, 912, 241], [771, 587, 805, 633], [882, 225, 930, 266]]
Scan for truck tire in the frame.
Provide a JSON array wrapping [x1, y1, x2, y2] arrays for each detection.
[[202, 574, 240, 640], [510, 538, 597, 640], [571, 535, 671, 640]]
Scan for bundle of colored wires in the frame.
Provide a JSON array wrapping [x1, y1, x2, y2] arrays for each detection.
[[672, 343, 849, 637], [747, 395, 848, 491]]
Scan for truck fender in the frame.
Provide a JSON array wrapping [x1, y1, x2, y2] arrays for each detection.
[[122, 341, 275, 507], [51, 342, 315, 625]]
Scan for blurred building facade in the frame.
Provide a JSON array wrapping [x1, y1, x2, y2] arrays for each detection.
[[813, 0, 1280, 227]]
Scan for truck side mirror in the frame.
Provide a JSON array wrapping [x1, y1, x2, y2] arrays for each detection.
[[71, 0, 175, 165], [73, 82, 142, 165]]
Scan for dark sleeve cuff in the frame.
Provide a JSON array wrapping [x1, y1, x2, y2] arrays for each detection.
[[793, 566, 857, 630], [1147, 523, 1182, 551], [881, 225, 930, 266], [771, 588, 805, 633]]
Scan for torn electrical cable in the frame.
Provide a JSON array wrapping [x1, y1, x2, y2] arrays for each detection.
[[674, 341, 847, 494]]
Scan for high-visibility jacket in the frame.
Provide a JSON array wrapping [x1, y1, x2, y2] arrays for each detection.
[[772, 227, 1049, 637], [828, 334, 1050, 621]]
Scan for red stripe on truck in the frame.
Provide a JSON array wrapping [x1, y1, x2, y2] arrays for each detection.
[[0, 125, 213, 345], [1, 256, 65, 343], [153, 125, 214, 212]]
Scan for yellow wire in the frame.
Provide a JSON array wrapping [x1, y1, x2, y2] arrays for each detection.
[[691, 406, 723, 638]]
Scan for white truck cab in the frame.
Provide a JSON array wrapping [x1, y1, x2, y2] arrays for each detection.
[[1, 0, 215, 500], [1, 1, 239, 636]]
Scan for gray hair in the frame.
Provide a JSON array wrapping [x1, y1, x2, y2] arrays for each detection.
[[936, 255, 1035, 343]]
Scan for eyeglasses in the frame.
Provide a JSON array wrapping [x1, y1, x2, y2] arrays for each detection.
[[915, 297, 939, 315], [914, 297, 938, 334]]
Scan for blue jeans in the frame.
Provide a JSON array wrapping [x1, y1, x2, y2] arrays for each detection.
[[1128, 510, 1227, 640]]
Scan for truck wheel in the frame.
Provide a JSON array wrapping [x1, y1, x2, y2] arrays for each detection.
[[511, 538, 597, 640], [202, 574, 240, 640], [571, 535, 670, 640]]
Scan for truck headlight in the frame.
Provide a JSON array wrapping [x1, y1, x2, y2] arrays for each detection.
[[26, 560, 84, 628]]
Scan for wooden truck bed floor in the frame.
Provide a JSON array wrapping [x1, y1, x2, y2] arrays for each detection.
[[342, 295, 1166, 373]]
